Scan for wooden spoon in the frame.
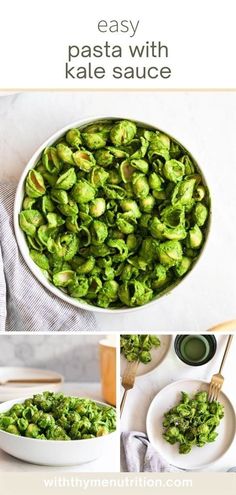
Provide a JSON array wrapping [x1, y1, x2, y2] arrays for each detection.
[[208, 319, 236, 333]]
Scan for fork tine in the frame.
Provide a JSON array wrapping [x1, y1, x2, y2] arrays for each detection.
[[209, 389, 214, 402], [209, 385, 216, 402], [208, 381, 217, 402], [214, 383, 222, 401], [208, 381, 222, 402], [208, 381, 215, 402]]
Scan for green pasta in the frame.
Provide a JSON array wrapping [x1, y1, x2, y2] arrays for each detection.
[[162, 391, 224, 454], [0, 392, 116, 440], [19, 119, 210, 308], [120, 334, 160, 363]]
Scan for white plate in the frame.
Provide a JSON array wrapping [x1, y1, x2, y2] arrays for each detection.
[[146, 379, 236, 470], [0, 367, 63, 402], [0, 397, 116, 466], [121, 335, 172, 378], [13, 116, 211, 314]]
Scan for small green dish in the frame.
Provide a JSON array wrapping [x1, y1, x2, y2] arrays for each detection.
[[174, 335, 217, 366]]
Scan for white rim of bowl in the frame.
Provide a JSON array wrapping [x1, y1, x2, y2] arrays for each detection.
[[146, 379, 236, 469], [14, 115, 212, 314]]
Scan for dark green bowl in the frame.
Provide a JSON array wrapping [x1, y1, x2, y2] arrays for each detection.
[[174, 335, 217, 366]]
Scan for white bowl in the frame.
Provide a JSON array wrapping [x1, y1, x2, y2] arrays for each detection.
[[0, 397, 117, 466], [0, 367, 63, 402], [14, 116, 211, 314]]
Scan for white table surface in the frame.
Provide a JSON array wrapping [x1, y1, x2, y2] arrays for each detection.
[[0, 382, 119, 472], [121, 335, 236, 472], [0, 91, 236, 333]]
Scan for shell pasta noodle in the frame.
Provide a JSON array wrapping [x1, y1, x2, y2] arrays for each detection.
[[120, 334, 160, 363], [0, 392, 116, 440], [19, 119, 210, 309], [162, 391, 224, 454]]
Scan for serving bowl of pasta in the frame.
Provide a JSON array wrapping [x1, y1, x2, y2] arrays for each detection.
[[14, 116, 211, 313], [0, 392, 117, 466]]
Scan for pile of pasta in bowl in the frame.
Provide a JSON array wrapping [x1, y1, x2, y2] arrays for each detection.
[[18, 118, 210, 310]]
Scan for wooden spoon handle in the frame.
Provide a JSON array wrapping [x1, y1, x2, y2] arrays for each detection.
[[208, 319, 236, 333]]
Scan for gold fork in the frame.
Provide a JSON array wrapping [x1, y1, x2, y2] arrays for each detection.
[[208, 335, 233, 402], [120, 361, 139, 416]]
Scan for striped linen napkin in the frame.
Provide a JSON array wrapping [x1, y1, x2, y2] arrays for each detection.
[[0, 183, 97, 332], [121, 431, 180, 472]]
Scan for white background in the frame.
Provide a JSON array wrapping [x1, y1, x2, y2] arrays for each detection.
[[0, 0, 235, 89], [0, 91, 236, 332], [121, 335, 236, 472]]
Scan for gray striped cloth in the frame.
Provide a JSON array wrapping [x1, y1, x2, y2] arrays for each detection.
[[121, 432, 180, 472], [0, 183, 97, 332]]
